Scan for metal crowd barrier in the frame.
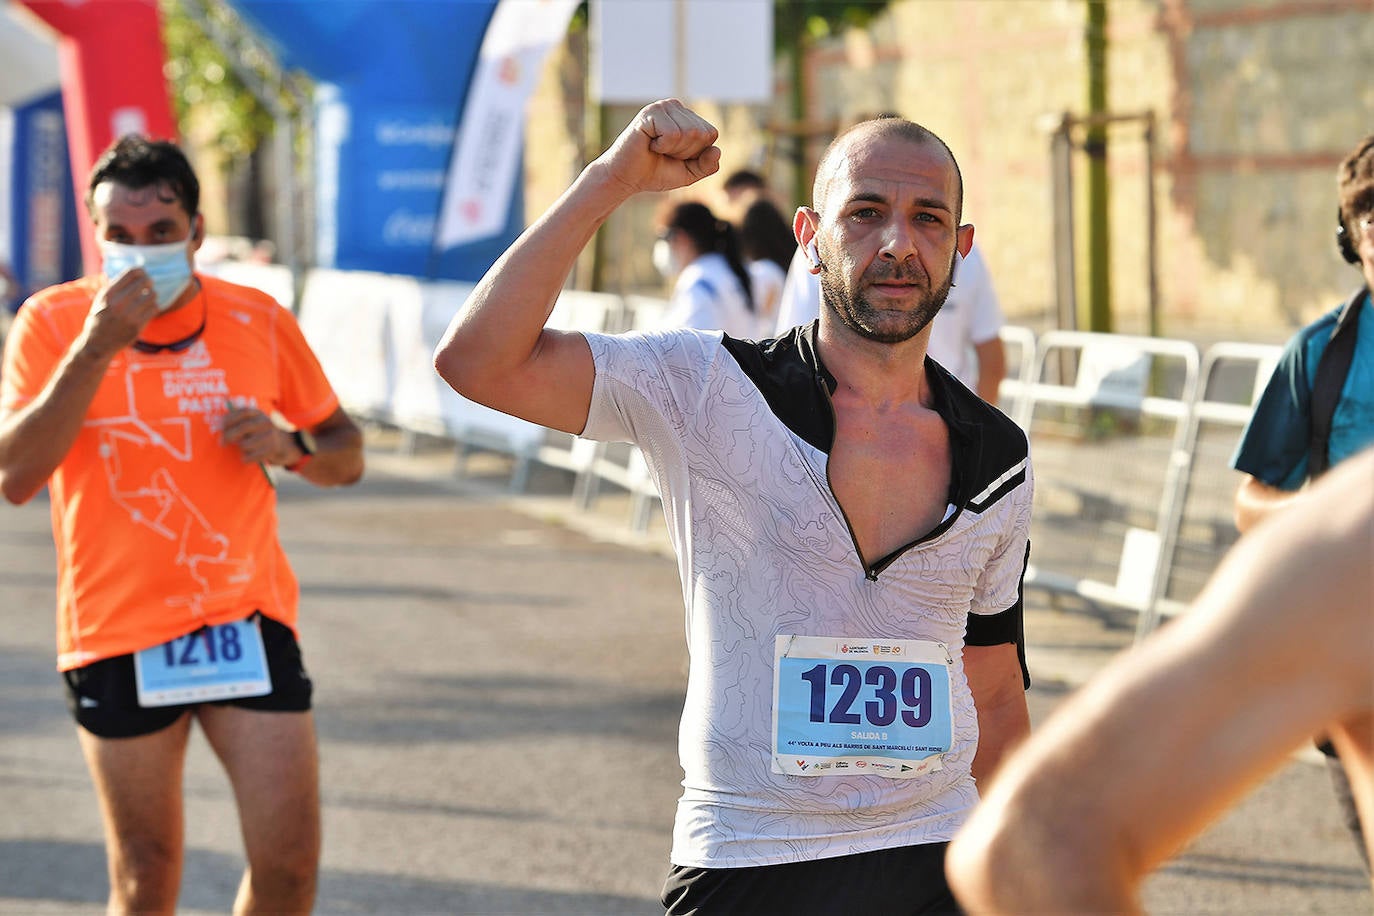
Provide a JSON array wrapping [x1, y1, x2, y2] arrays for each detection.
[[996, 324, 1037, 419], [1148, 342, 1281, 630], [297, 271, 624, 491], [1013, 331, 1201, 640]]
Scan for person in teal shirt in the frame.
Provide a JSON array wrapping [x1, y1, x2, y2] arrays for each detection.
[[1231, 132, 1374, 867], [1231, 290, 1374, 492], [1233, 133, 1374, 515]]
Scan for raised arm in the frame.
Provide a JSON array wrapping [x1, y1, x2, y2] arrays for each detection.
[[433, 100, 721, 434]]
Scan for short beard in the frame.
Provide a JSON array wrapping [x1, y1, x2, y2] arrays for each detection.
[[820, 253, 956, 344]]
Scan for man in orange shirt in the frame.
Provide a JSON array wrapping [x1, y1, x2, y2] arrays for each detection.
[[0, 135, 364, 915]]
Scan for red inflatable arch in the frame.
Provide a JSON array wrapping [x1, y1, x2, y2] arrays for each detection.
[[15, 0, 177, 272]]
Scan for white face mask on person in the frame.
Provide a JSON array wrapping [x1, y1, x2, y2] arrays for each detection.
[[99, 239, 194, 311], [652, 238, 677, 279]]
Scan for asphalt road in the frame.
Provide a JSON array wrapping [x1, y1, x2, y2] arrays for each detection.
[[0, 440, 1368, 915]]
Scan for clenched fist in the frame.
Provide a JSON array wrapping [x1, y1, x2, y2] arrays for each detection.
[[595, 99, 722, 196]]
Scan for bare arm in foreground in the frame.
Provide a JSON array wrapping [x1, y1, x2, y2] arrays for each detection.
[[948, 448, 1374, 914], [1233, 472, 1302, 534], [432, 100, 721, 434]]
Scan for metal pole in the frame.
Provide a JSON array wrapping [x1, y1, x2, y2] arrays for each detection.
[[298, 97, 316, 281], [674, 0, 687, 99], [1145, 112, 1159, 338], [787, 8, 811, 210], [1084, 0, 1112, 333], [1052, 114, 1078, 335], [273, 116, 297, 277]]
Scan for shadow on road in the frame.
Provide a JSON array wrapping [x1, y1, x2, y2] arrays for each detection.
[[315, 672, 684, 746], [0, 839, 659, 914]]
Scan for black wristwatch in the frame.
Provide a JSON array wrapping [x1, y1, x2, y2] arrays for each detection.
[[286, 428, 317, 472]]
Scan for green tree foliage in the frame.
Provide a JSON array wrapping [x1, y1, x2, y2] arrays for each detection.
[[774, 0, 890, 50], [159, 0, 277, 157], [774, 1, 891, 204]]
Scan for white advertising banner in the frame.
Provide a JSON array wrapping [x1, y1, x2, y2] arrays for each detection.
[[296, 269, 550, 452], [434, 0, 580, 250], [0, 5, 60, 108], [0, 107, 12, 270], [591, 0, 773, 104]]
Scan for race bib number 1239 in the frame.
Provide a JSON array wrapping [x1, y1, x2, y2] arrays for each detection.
[[772, 635, 954, 779]]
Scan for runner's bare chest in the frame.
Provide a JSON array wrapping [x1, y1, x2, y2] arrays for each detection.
[[827, 394, 952, 565]]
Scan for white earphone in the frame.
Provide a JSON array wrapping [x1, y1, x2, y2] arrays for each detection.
[[951, 249, 963, 285]]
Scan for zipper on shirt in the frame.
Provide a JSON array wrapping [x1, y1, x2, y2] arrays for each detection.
[[817, 372, 885, 581]]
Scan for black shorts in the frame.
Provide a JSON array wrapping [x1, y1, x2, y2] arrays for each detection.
[[62, 613, 313, 739], [661, 842, 960, 915]]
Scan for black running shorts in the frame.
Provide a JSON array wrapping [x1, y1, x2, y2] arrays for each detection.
[[62, 613, 313, 738], [661, 841, 961, 915]]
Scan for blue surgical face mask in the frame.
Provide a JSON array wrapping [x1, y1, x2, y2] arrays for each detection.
[[99, 239, 194, 311]]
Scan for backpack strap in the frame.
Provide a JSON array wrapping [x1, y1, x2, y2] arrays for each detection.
[[1308, 288, 1368, 478]]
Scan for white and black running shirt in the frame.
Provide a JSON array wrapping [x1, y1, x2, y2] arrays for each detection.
[[580, 321, 1033, 869]]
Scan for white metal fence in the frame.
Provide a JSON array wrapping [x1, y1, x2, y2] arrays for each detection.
[[1151, 342, 1281, 628], [1013, 331, 1201, 639]]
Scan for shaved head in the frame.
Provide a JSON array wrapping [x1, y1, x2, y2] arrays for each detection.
[[813, 118, 964, 222]]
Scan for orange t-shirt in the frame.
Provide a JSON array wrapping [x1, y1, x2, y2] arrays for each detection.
[[1, 275, 341, 670]]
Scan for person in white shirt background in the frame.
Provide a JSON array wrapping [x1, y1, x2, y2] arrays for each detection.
[[736, 198, 797, 338], [720, 168, 774, 214], [653, 200, 758, 338], [774, 239, 1008, 403]]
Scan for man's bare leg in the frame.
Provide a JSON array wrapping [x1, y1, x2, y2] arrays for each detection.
[[77, 713, 194, 915], [198, 704, 321, 915]]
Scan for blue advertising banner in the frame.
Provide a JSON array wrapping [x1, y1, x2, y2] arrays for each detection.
[[6, 91, 82, 312], [229, 0, 511, 281]]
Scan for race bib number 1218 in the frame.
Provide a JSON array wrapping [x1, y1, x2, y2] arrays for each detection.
[[134, 617, 272, 708]]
